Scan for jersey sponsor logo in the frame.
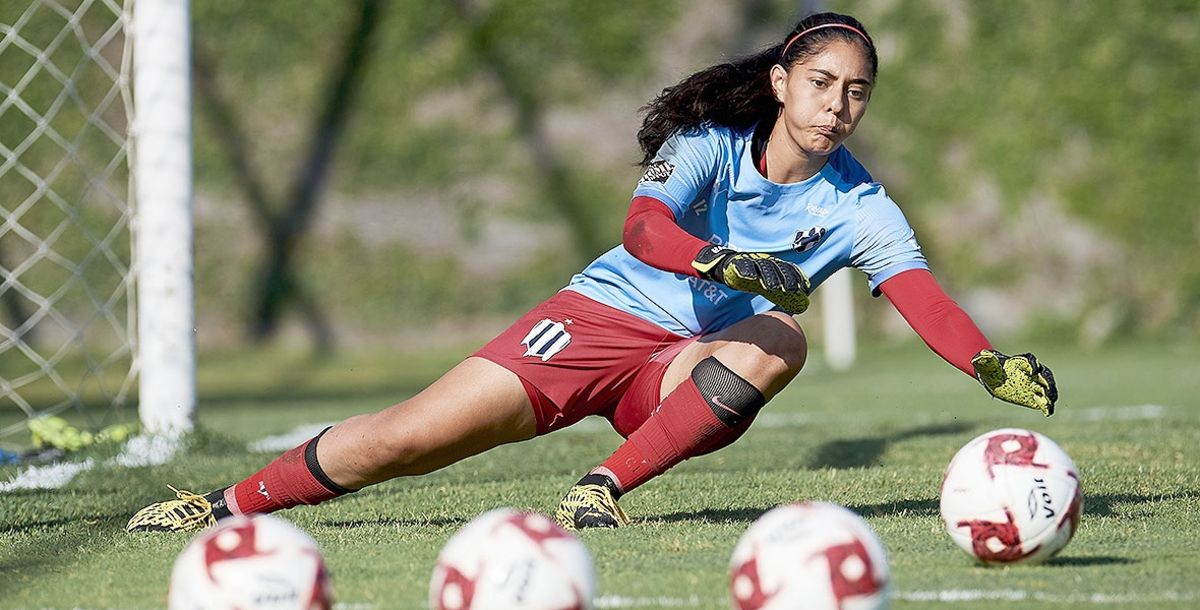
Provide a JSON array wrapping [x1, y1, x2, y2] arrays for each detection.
[[685, 276, 732, 305], [521, 318, 572, 361], [640, 159, 675, 184], [792, 226, 827, 253]]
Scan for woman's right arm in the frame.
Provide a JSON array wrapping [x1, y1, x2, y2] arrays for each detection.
[[622, 195, 711, 277], [622, 195, 812, 314]]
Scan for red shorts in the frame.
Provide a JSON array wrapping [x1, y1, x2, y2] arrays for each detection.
[[473, 290, 697, 437]]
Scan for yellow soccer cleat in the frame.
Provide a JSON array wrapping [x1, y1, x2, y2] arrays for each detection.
[[555, 483, 630, 530], [126, 486, 217, 533]]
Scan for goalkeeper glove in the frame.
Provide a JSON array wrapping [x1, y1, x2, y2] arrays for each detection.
[[971, 349, 1058, 416], [692, 246, 811, 314]]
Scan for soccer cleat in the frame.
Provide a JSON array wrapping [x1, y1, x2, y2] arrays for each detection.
[[126, 486, 217, 533], [555, 483, 629, 530]]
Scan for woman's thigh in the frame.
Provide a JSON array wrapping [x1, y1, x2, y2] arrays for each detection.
[[317, 356, 536, 486]]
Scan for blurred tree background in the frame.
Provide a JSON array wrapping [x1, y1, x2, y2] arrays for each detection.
[[183, 0, 1198, 351]]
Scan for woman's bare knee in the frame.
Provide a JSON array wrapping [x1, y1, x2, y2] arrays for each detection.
[[708, 313, 807, 397], [757, 312, 808, 373]]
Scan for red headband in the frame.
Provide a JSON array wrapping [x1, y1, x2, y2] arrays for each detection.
[[779, 23, 870, 61]]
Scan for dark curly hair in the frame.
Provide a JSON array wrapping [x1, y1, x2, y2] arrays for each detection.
[[636, 12, 877, 167]]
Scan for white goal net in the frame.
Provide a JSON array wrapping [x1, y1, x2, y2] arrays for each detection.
[[1, 0, 194, 443]]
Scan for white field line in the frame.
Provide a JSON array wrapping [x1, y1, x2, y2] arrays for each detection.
[[0, 434, 181, 492], [897, 589, 1199, 604], [111, 433, 183, 468], [0, 458, 94, 491], [1074, 404, 1167, 422], [0, 403, 1173, 493], [8, 593, 1200, 610], [247, 422, 336, 452], [562, 403, 1169, 434], [5, 605, 375, 610], [596, 589, 1200, 607], [596, 595, 706, 608]]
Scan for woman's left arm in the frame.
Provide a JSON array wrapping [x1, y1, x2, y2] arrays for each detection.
[[877, 268, 990, 376], [879, 268, 1058, 415]]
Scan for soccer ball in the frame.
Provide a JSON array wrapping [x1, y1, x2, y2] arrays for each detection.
[[168, 515, 332, 610], [429, 508, 595, 610], [729, 502, 890, 610], [940, 428, 1083, 564]]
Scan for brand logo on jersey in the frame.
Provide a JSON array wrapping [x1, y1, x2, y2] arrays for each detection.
[[806, 201, 833, 217], [521, 318, 572, 361], [792, 226, 827, 253], [640, 160, 675, 184]]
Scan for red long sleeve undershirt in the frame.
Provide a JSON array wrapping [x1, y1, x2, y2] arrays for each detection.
[[877, 269, 992, 375], [621, 195, 991, 375], [622, 196, 711, 277]]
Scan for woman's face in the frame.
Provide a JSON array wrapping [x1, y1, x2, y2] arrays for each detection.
[[770, 39, 873, 158]]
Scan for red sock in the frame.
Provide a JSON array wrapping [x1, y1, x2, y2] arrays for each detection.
[[597, 377, 753, 494], [225, 429, 352, 516]]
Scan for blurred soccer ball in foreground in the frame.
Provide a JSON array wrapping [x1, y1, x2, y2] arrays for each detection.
[[729, 501, 890, 610], [429, 508, 595, 610], [940, 427, 1082, 564], [168, 515, 332, 610]]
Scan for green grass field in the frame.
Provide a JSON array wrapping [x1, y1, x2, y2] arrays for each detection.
[[2, 340, 1198, 609]]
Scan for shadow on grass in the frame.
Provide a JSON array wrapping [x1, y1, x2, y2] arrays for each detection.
[[316, 516, 469, 529], [653, 496, 941, 526], [649, 507, 767, 525], [1046, 555, 1137, 567], [0, 504, 131, 582], [849, 497, 939, 518], [0, 512, 129, 534], [1083, 491, 1197, 518], [810, 422, 973, 469]]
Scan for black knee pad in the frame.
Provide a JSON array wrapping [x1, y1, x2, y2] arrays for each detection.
[[691, 357, 765, 428]]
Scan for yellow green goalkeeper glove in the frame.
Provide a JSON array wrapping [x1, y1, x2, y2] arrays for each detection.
[[971, 349, 1058, 416], [692, 246, 811, 314]]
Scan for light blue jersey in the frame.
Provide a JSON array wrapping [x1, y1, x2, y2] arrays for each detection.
[[565, 123, 928, 337]]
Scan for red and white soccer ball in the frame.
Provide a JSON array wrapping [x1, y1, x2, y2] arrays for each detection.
[[429, 508, 595, 610], [940, 427, 1083, 564], [729, 502, 891, 610], [168, 515, 332, 610]]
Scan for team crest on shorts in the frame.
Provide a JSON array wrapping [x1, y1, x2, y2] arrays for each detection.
[[521, 318, 572, 361]]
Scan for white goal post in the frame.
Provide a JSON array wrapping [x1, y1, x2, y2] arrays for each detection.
[[0, 0, 195, 440], [132, 0, 194, 434], [820, 268, 856, 371]]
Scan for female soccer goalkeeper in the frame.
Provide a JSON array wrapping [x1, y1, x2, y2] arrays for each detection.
[[128, 11, 1057, 533]]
